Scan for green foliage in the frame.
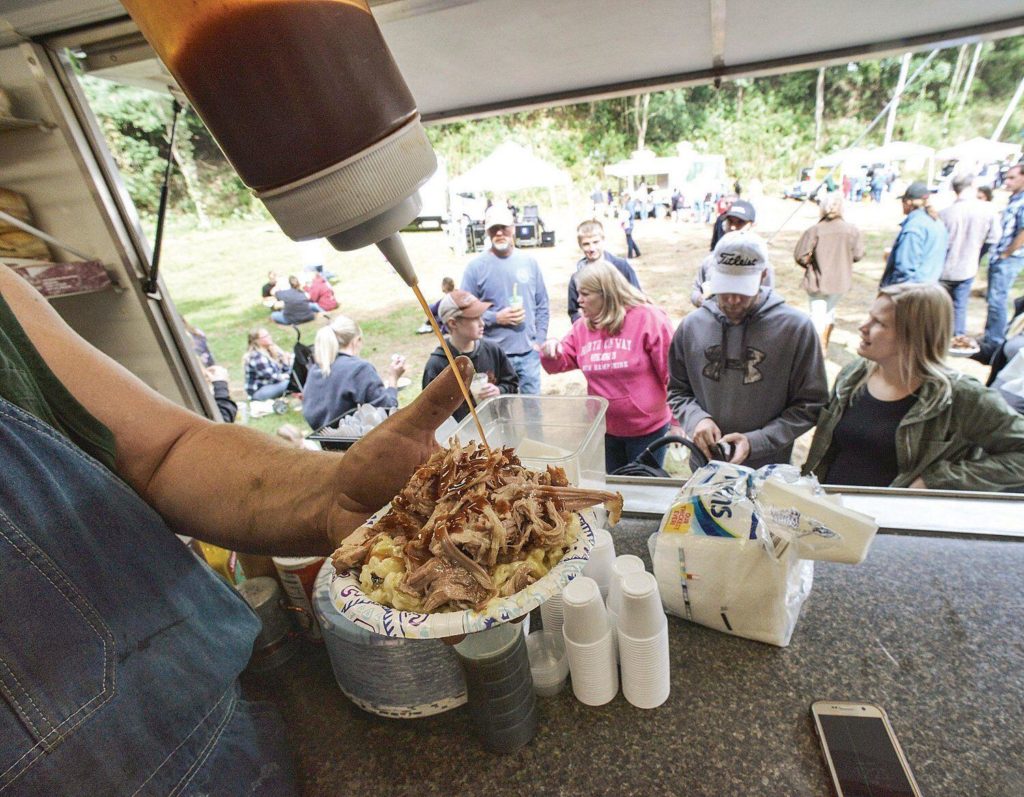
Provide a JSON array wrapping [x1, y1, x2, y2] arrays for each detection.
[[81, 36, 1024, 217]]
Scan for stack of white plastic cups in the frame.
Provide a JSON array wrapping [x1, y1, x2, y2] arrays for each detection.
[[582, 528, 616, 600], [616, 571, 671, 708], [606, 554, 646, 647], [561, 576, 619, 706], [540, 589, 565, 637]]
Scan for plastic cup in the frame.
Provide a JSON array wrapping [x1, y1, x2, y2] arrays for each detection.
[[582, 528, 616, 600], [563, 629, 619, 706], [618, 626, 670, 709], [607, 554, 646, 621], [526, 630, 569, 697], [561, 577, 609, 646], [540, 590, 564, 636], [616, 571, 666, 640]]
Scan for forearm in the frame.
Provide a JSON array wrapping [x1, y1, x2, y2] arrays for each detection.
[[147, 422, 359, 555]]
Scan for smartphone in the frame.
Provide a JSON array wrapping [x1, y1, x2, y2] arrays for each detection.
[[810, 701, 923, 797]]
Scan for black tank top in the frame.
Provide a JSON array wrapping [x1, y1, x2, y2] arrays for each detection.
[[823, 387, 917, 487]]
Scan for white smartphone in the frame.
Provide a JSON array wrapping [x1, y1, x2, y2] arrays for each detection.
[[810, 701, 923, 797]]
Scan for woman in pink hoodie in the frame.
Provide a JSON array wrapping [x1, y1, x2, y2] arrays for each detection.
[[541, 261, 674, 473]]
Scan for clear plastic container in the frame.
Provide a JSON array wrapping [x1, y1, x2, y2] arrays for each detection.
[[445, 395, 608, 491], [526, 630, 569, 697]]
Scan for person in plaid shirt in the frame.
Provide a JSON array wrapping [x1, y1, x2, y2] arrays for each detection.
[[978, 164, 1024, 359], [243, 327, 292, 399]]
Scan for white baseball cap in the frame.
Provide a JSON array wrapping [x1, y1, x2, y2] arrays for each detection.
[[484, 205, 514, 230], [706, 230, 769, 296]]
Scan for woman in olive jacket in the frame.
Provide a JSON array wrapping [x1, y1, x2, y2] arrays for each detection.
[[803, 282, 1024, 491]]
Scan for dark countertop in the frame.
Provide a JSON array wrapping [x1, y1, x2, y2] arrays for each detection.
[[242, 520, 1024, 797]]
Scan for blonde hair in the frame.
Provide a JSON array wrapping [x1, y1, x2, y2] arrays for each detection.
[[859, 283, 952, 400], [575, 261, 648, 335], [576, 219, 604, 240], [313, 315, 361, 376], [818, 193, 844, 220]]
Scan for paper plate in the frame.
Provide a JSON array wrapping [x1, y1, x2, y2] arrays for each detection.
[[948, 344, 980, 358], [396, 377, 412, 390], [330, 509, 594, 639]]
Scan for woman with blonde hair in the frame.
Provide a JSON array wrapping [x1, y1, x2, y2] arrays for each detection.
[[301, 315, 405, 430], [793, 192, 865, 348], [541, 261, 674, 472], [242, 327, 292, 400], [803, 282, 1024, 490]]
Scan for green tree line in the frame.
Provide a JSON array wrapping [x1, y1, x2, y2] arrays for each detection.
[[80, 36, 1024, 221]]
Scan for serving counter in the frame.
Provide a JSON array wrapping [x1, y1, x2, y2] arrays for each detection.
[[241, 519, 1024, 796]]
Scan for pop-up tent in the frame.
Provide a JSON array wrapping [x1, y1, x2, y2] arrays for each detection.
[[448, 142, 571, 194], [814, 147, 874, 170], [935, 137, 1022, 164]]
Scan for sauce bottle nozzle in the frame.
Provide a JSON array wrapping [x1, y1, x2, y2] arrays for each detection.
[[376, 233, 418, 287]]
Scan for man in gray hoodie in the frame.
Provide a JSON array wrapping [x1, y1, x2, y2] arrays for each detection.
[[668, 231, 828, 468]]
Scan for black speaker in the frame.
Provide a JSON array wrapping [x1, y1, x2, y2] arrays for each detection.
[[541, 231, 556, 247]]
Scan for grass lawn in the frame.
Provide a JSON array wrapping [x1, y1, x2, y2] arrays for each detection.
[[156, 194, 1023, 441]]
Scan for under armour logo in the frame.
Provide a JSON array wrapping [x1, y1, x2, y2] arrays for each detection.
[[702, 345, 766, 384]]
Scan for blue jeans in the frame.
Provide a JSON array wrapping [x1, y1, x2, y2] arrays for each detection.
[[625, 231, 641, 258], [605, 423, 671, 474], [507, 349, 542, 395], [271, 302, 323, 325], [941, 277, 974, 336], [0, 398, 294, 794], [982, 257, 1024, 349], [252, 379, 290, 400]]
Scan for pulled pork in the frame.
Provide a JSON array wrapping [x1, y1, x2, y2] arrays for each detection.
[[332, 441, 623, 612]]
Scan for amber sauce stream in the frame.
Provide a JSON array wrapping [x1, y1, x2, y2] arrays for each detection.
[[411, 283, 491, 453]]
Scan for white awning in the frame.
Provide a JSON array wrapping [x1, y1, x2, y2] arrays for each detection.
[[448, 142, 571, 193]]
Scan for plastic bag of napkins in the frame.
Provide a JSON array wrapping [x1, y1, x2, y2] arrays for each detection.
[[648, 463, 878, 646]]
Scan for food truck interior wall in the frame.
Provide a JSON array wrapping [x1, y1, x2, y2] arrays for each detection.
[[1, 1, 1023, 519]]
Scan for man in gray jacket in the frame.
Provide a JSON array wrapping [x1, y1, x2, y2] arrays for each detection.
[[668, 231, 828, 468]]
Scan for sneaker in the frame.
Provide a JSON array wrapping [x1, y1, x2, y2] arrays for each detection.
[[416, 322, 432, 334]]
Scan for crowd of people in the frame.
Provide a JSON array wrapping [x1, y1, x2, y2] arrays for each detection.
[[210, 164, 1024, 491]]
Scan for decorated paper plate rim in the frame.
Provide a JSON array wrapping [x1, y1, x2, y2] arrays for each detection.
[[330, 507, 594, 639]]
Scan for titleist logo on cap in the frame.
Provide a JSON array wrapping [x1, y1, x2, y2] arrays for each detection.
[[718, 252, 760, 267]]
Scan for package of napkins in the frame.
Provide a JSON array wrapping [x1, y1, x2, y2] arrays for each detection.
[[648, 463, 877, 647]]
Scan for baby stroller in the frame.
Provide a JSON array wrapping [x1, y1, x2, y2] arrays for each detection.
[[611, 435, 732, 477], [263, 326, 313, 415]]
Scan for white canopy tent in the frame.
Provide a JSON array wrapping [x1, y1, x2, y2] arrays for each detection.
[[448, 142, 571, 194], [935, 136, 1022, 164], [814, 147, 874, 171]]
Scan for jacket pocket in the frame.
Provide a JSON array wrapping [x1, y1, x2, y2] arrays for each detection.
[[0, 510, 114, 789]]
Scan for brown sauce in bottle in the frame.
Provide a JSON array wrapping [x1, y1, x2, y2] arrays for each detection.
[[168, 0, 417, 191], [411, 283, 490, 453]]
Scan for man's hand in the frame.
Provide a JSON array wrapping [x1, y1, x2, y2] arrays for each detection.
[[330, 357, 475, 539], [496, 306, 525, 326], [692, 417, 722, 461], [720, 432, 751, 465]]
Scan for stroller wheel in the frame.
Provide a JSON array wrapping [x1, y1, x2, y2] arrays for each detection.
[[272, 399, 289, 415]]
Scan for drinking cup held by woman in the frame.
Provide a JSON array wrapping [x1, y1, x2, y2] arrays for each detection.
[[803, 282, 1024, 491], [302, 315, 405, 430], [541, 261, 674, 473], [243, 327, 293, 401]]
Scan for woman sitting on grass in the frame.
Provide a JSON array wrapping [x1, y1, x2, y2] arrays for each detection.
[[803, 282, 1024, 490], [243, 327, 292, 401], [301, 315, 404, 430]]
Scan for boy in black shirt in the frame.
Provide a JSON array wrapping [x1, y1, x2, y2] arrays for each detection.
[[421, 289, 519, 420]]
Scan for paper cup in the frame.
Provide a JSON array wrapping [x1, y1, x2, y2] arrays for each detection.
[[561, 577, 609, 646], [563, 630, 619, 706], [332, 509, 594, 639], [273, 555, 326, 640], [582, 528, 616, 600]]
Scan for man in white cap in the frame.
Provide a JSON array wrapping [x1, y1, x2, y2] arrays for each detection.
[[461, 204, 551, 394], [668, 230, 827, 468]]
